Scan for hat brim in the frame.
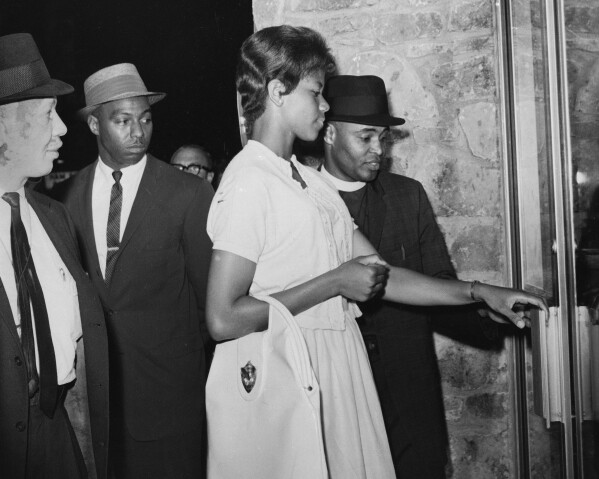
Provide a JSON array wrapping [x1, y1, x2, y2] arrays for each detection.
[[77, 91, 166, 120], [0, 79, 74, 106], [326, 113, 405, 126]]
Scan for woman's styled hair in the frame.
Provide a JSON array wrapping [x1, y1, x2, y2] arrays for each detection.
[[236, 25, 336, 132]]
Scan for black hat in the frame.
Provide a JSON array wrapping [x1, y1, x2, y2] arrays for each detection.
[[0, 33, 73, 105], [324, 75, 405, 126]]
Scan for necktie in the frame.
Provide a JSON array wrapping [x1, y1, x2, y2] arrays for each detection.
[[105, 170, 122, 283], [2, 192, 58, 417]]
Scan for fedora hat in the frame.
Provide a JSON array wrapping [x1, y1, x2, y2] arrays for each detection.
[[0, 33, 73, 105], [324, 75, 405, 126], [78, 63, 165, 119]]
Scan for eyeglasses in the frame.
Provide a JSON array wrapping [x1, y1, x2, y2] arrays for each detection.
[[171, 163, 213, 174]]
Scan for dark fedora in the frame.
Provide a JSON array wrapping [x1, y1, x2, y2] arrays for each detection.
[[0, 33, 73, 105], [324, 75, 405, 126]]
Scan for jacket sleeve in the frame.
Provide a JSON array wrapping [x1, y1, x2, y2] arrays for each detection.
[[182, 179, 215, 342]]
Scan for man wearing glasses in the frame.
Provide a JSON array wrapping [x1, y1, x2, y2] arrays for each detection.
[[170, 144, 215, 185]]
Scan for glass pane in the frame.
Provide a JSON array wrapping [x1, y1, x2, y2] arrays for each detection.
[[567, 0, 599, 471], [509, 0, 564, 475], [511, 0, 556, 300]]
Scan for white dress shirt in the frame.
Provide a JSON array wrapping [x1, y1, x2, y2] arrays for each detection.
[[0, 188, 82, 385], [92, 155, 147, 278]]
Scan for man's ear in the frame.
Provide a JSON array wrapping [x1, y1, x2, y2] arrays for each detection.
[[323, 122, 335, 146], [87, 113, 100, 136], [266, 79, 286, 107]]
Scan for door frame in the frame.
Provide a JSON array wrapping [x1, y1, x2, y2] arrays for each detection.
[[496, 0, 577, 476]]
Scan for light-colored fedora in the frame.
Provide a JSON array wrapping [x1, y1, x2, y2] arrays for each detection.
[[78, 63, 165, 119]]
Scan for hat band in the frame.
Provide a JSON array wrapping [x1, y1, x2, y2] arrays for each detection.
[[0, 59, 51, 98], [85, 74, 149, 107], [328, 94, 389, 117]]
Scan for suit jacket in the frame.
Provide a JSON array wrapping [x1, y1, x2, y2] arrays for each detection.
[[61, 155, 214, 441], [0, 189, 109, 479], [343, 171, 500, 468]]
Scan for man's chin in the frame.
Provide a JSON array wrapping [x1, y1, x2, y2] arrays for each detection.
[[124, 148, 148, 160], [359, 171, 379, 182], [37, 157, 57, 177]]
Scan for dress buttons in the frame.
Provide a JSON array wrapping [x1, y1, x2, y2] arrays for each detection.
[[15, 421, 26, 432]]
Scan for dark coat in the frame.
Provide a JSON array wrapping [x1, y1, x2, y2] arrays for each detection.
[[61, 155, 213, 441], [0, 189, 109, 479], [343, 171, 499, 476]]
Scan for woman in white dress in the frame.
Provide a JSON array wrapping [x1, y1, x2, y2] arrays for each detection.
[[205, 25, 546, 479]]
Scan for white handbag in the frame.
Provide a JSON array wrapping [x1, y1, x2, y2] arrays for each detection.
[[206, 296, 328, 479]]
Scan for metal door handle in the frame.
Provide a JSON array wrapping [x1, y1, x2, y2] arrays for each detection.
[[576, 306, 599, 421], [589, 296, 599, 325], [531, 306, 562, 428]]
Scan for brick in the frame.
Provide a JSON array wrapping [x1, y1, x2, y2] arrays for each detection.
[[438, 346, 500, 390], [448, 433, 513, 478], [374, 13, 420, 43], [431, 56, 496, 101], [566, 6, 599, 34], [449, 0, 493, 32], [374, 11, 444, 44], [317, 15, 372, 36], [289, 0, 375, 12], [458, 102, 498, 161], [347, 52, 440, 124], [449, 222, 502, 270], [465, 392, 507, 419], [444, 395, 465, 422]]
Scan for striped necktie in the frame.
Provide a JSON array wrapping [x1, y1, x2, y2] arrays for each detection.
[[105, 170, 122, 283]]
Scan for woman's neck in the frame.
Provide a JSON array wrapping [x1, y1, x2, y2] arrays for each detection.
[[251, 116, 294, 160]]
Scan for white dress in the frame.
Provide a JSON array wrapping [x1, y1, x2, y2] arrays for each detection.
[[207, 140, 395, 478]]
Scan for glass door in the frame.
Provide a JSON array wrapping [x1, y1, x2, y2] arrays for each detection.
[[500, 0, 599, 478], [568, 0, 599, 468]]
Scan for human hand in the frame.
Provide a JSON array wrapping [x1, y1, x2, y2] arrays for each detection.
[[477, 306, 532, 328], [334, 255, 389, 302], [474, 283, 548, 329]]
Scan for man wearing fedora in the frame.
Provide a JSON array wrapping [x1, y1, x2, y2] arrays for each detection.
[[321, 75, 500, 478], [0, 33, 109, 479], [60, 63, 214, 478]]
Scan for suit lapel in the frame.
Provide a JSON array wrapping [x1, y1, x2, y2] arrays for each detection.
[[79, 164, 103, 278], [0, 276, 21, 349], [365, 178, 387, 250], [75, 164, 110, 299], [26, 190, 82, 285], [114, 155, 161, 261]]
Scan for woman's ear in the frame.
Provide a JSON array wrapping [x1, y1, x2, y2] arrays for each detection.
[[267, 79, 286, 107]]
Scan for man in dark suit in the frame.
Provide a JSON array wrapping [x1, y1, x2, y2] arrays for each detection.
[[60, 63, 214, 479], [0, 33, 109, 479], [321, 75, 500, 478]]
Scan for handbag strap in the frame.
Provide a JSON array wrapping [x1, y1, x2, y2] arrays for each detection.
[[254, 295, 316, 391]]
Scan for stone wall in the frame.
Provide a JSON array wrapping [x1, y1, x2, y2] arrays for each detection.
[[253, 0, 515, 477]]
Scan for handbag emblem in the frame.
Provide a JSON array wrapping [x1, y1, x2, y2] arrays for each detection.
[[240, 361, 257, 393]]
